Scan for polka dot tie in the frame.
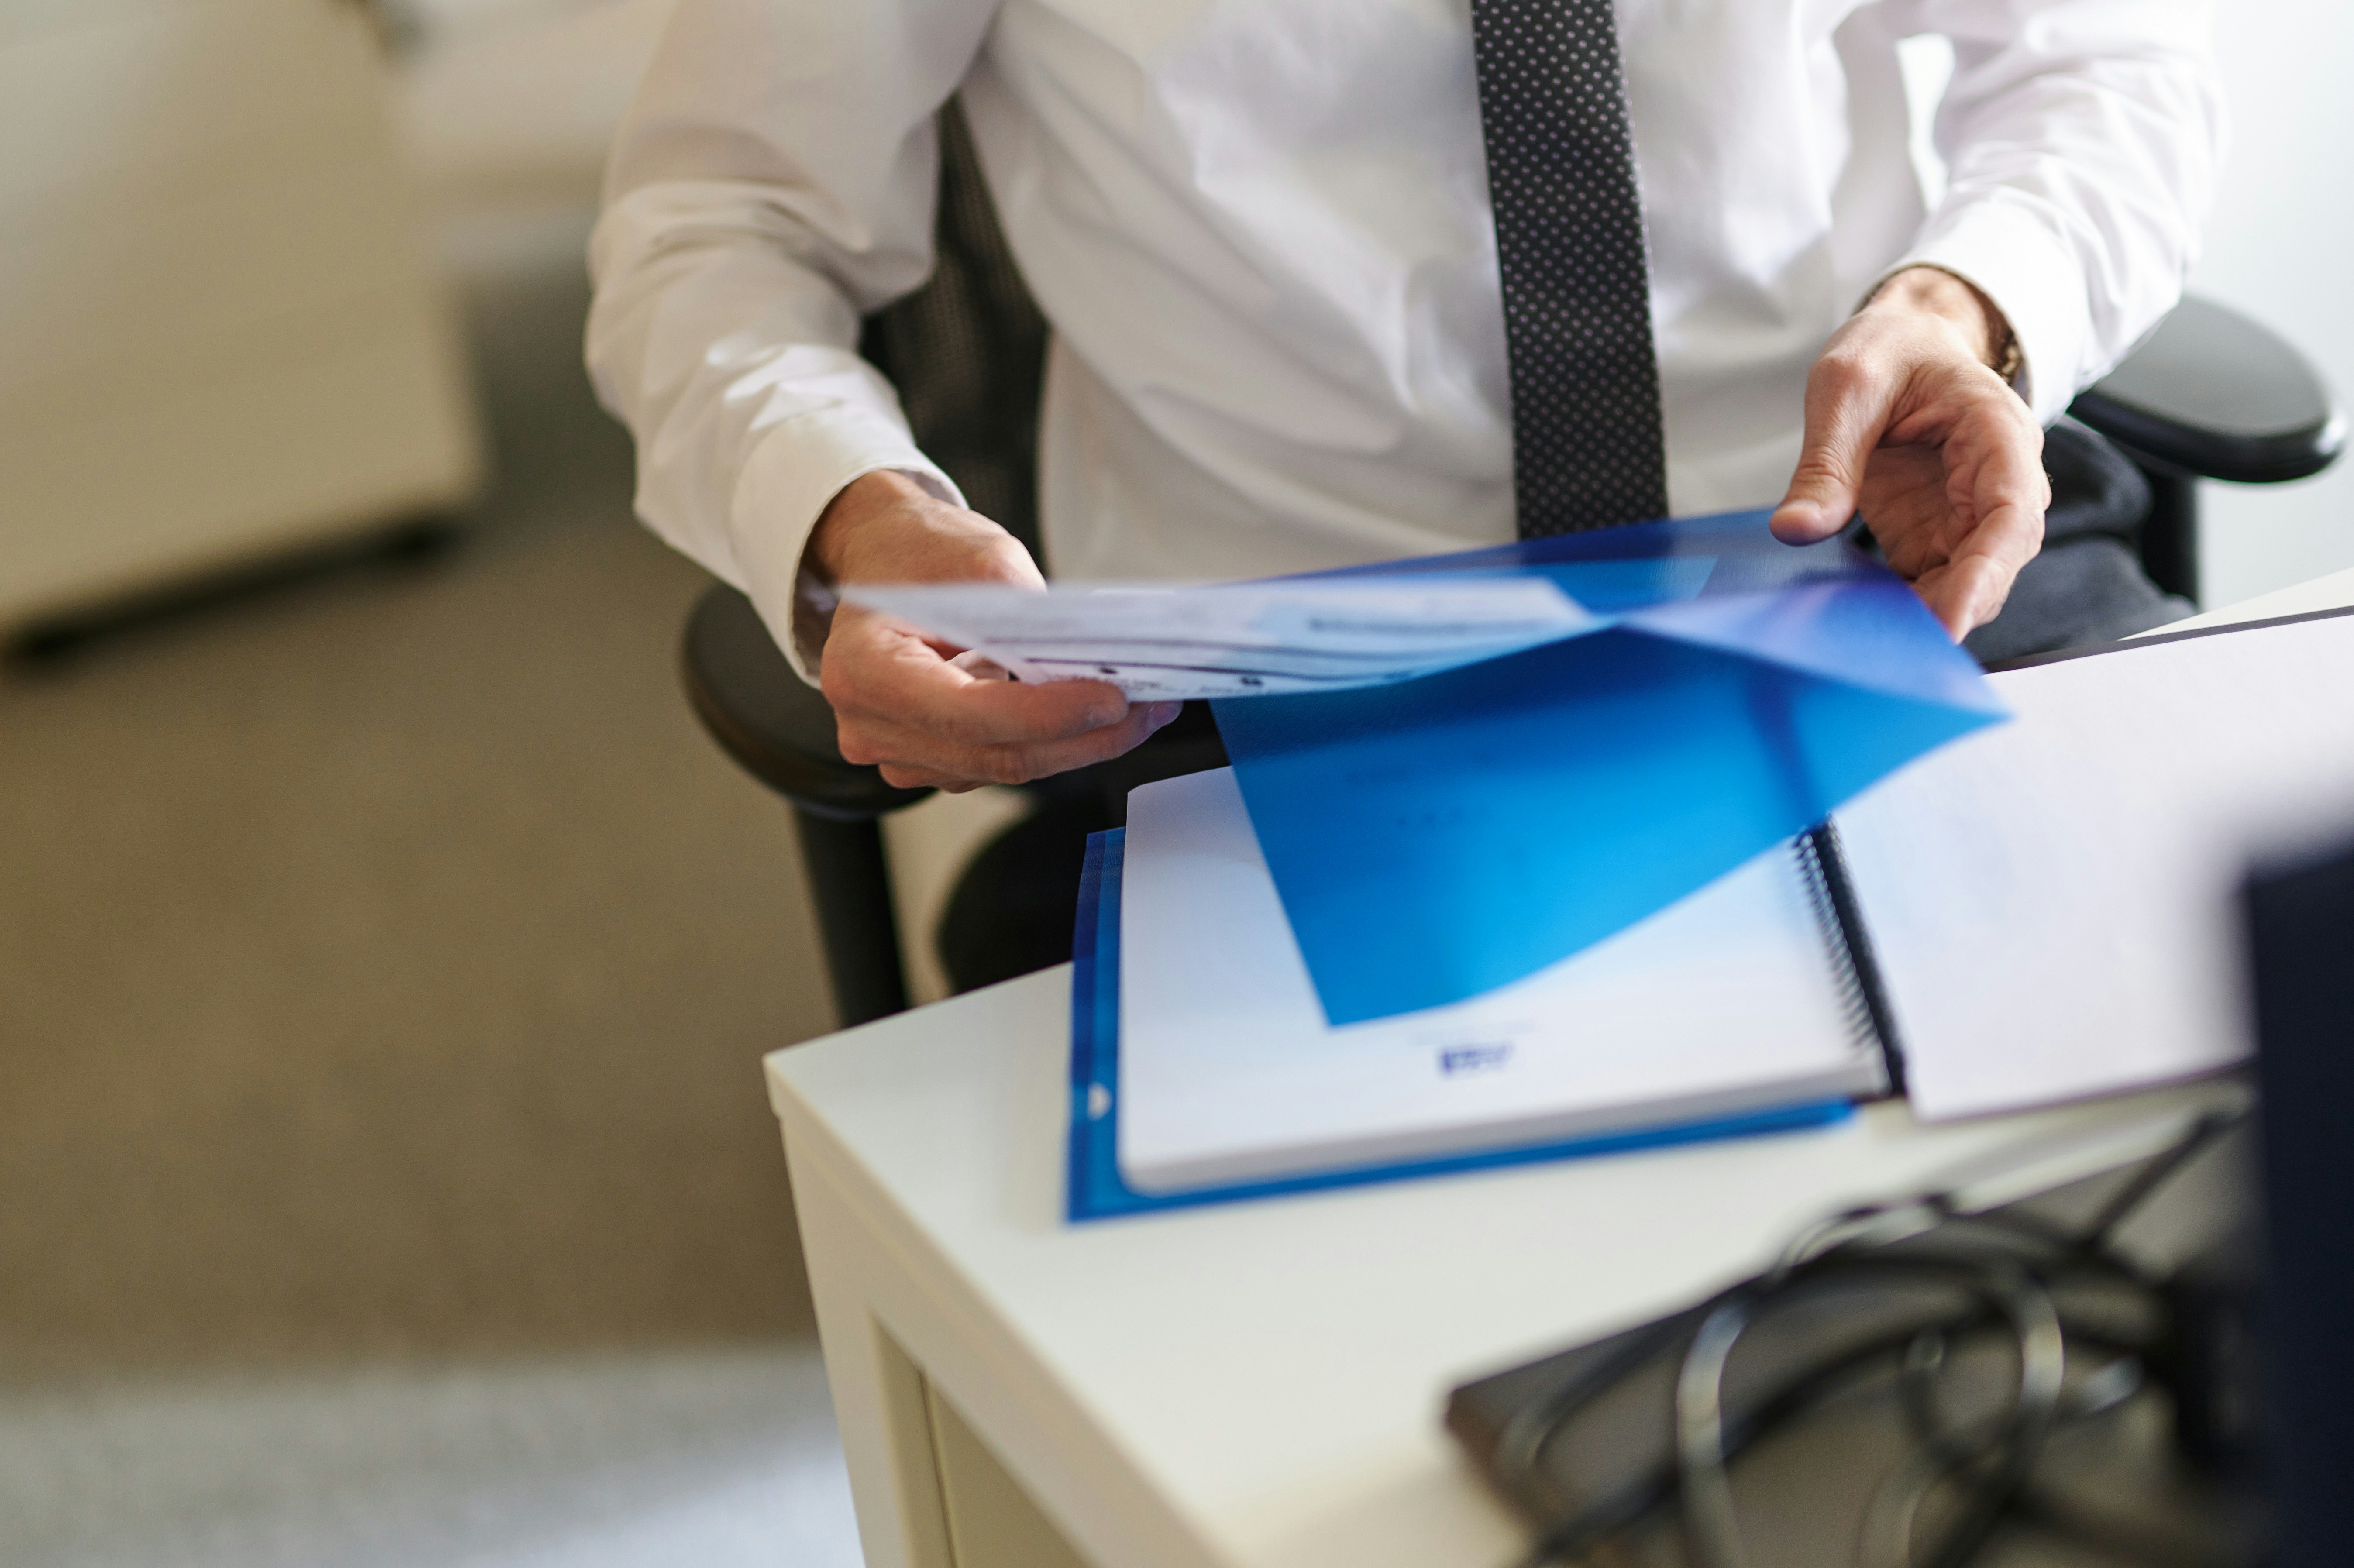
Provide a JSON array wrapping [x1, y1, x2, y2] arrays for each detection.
[[1470, 0, 1669, 536]]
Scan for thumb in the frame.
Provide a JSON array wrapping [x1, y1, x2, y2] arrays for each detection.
[[1771, 364, 1887, 544]]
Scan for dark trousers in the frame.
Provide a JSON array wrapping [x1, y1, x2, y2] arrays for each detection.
[[1962, 418, 2192, 664], [936, 700, 1229, 992], [939, 421, 2191, 992]]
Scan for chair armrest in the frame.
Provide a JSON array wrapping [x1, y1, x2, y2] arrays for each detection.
[[2068, 296, 2345, 485], [681, 584, 933, 820]]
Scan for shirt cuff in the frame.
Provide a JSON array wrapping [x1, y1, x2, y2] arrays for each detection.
[[730, 420, 965, 685], [1880, 197, 2095, 427]]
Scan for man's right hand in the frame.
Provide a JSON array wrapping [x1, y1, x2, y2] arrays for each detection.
[[807, 470, 1178, 791]]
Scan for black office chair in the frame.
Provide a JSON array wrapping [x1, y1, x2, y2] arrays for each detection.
[[681, 102, 2345, 1028], [683, 103, 1046, 1028]]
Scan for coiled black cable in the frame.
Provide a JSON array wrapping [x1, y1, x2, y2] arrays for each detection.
[[1501, 1110, 2245, 1568]]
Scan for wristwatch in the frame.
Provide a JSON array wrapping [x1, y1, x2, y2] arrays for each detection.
[[1989, 317, 2024, 386]]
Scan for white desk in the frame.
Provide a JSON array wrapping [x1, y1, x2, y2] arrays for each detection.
[[766, 575, 2347, 1568]]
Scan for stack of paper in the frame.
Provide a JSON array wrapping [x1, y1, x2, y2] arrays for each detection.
[[1837, 608, 2354, 1121], [841, 577, 1597, 697]]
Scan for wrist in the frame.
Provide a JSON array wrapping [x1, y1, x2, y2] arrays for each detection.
[[807, 468, 944, 585], [1868, 266, 2018, 380]]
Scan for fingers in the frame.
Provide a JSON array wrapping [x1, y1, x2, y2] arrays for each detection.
[[1854, 444, 1949, 577], [861, 699, 1181, 789], [1916, 555, 2010, 640], [825, 606, 1182, 787], [1915, 392, 2047, 637], [827, 606, 1119, 730], [859, 641, 1130, 745], [805, 480, 1173, 789], [1771, 346, 1895, 544], [1926, 492, 2043, 638], [1967, 399, 2051, 553]]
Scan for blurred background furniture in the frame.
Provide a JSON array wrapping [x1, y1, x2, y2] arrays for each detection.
[[2, 5, 880, 1567], [681, 103, 2347, 1031], [0, 0, 485, 642]]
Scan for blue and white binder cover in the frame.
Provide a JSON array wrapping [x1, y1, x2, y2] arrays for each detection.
[[1067, 804, 1872, 1221], [1211, 510, 2006, 1024]]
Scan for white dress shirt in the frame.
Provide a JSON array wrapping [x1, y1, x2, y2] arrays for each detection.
[[586, 0, 2221, 678]]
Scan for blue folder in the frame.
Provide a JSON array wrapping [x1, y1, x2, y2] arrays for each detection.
[[1211, 510, 2006, 1025], [1066, 829, 1853, 1222]]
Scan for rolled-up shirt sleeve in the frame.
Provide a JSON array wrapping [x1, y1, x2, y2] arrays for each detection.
[[586, 0, 998, 679], [1877, 0, 2223, 424]]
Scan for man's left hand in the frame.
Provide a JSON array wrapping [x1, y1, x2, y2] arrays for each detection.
[[1769, 266, 2050, 640]]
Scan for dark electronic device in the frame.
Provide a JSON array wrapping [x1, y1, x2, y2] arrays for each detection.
[[2245, 837, 2354, 1568]]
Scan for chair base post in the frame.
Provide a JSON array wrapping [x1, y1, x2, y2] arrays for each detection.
[[792, 806, 910, 1028], [2141, 468, 2201, 608]]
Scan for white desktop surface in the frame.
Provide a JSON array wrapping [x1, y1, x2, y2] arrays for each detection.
[[764, 575, 2346, 1568]]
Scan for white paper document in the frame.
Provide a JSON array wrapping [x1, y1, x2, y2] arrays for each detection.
[[1116, 769, 1886, 1193], [840, 578, 1593, 699], [1836, 611, 2354, 1122]]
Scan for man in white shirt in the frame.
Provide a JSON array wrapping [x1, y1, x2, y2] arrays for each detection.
[[589, 1, 2217, 795]]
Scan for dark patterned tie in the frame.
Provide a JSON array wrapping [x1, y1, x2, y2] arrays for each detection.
[[1470, 0, 1669, 536]]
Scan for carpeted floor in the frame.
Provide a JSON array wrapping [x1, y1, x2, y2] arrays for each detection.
[[3, 1348, 854, 1568], [0, 219, 861, 1564]]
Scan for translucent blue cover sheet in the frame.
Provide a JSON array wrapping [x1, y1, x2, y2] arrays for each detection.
[[1211, 511, 2006, 1025]]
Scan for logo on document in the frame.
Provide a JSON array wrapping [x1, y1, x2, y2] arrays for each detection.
[[1438, 1042, 1513, 1077]]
